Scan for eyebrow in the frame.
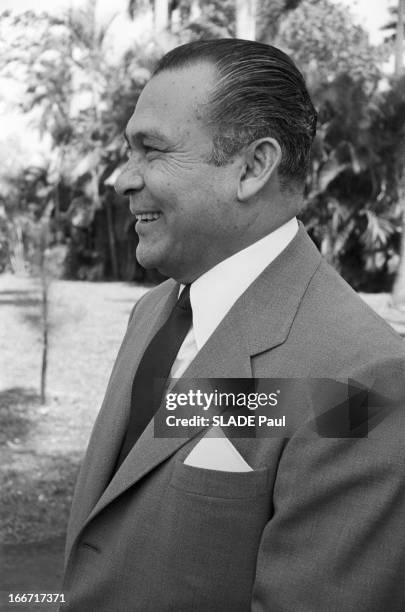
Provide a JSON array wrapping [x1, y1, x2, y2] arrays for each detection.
[[124, 128, 168, 146]]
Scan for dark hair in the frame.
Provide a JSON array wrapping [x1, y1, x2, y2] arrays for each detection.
[[154, 39, 317, 186]]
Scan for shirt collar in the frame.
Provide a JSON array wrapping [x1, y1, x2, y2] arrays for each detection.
[[183, 217, 298, 351]]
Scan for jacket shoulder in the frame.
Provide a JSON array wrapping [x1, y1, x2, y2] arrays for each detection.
[[294, 258, 405, 371]]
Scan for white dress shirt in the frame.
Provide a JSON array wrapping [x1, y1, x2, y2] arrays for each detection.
[[170, 217, 299, 379]]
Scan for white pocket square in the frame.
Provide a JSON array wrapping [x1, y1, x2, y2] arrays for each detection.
[[184, 426, 253, 472]]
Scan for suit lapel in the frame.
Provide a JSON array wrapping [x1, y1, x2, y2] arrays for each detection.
[[78, 292, 254, 534], [68, 224, 322, 556]]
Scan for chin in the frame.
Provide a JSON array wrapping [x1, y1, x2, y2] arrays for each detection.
[[136, 251, 171, 280], [136, 246, 161, 270], [136, 246, 192, 282]]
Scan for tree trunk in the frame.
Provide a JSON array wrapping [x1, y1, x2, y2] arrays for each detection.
[[391, 162, 405, 308], [10, 219, 27, 275], [91, 163, 118, 279], [40, 283, 48, 403], [190, 0, 201, 21], [105, 198, 119, 279], [392, 215, 405, 308], [395, 0, 404, 77], [392, 0, 405, 308], [235, 0, 256, 40], [40, 265, 49, 405], [154, 0, 169, 32]]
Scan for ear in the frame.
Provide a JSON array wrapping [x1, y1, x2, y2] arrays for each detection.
[[237, 137, 282, 202]]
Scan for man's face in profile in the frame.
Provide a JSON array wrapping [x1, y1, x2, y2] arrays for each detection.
[[115, 62, 242, 282]]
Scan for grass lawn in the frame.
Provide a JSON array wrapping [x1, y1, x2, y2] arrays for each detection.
[[0, 273, 148, 545]]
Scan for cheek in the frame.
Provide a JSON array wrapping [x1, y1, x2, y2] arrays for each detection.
[[145, 161, 217, 199], [144, 166, 230, 233], [143, 167, 186, 205]]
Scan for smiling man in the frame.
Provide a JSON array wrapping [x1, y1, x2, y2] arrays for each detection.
[[119, 60, 292, 283], [61, 40, 405, 611]]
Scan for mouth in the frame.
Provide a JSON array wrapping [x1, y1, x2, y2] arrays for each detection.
[[134, 211, 162, 224]]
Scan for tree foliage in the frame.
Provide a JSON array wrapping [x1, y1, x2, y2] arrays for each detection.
[[275, 0, 403, 290], [0, 4, 154, 280], [1, 0, 405, 292]]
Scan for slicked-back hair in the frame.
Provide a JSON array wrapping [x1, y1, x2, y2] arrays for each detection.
[[153, 39, 317, 187]]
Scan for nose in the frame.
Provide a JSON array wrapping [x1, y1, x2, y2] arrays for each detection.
[[114, 161, 144, 197]]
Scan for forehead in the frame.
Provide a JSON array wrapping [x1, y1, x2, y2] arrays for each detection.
[[126, 63, 216, 142]]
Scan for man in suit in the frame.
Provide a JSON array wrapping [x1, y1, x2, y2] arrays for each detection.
[[61, 40, 405, 611]]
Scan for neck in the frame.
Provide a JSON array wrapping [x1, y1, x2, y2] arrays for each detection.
[[173, 216, 298, 284]]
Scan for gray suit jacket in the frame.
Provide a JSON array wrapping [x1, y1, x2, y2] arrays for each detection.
[[61, 225, 405, 611]]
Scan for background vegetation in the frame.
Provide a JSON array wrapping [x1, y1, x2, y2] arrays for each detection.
[[0, 0, 404, 295]]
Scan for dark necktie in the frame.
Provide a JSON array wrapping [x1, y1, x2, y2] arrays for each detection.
[[114, 284, 192, 472]]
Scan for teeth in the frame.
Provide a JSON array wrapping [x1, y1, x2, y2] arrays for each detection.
[[135, 212, 161, 222]]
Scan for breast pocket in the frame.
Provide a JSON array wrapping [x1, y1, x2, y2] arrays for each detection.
[[153, 459, 271, 611], [171, 458, 269, 499]]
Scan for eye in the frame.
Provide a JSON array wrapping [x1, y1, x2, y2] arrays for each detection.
[[143, 144, 160, 155]]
